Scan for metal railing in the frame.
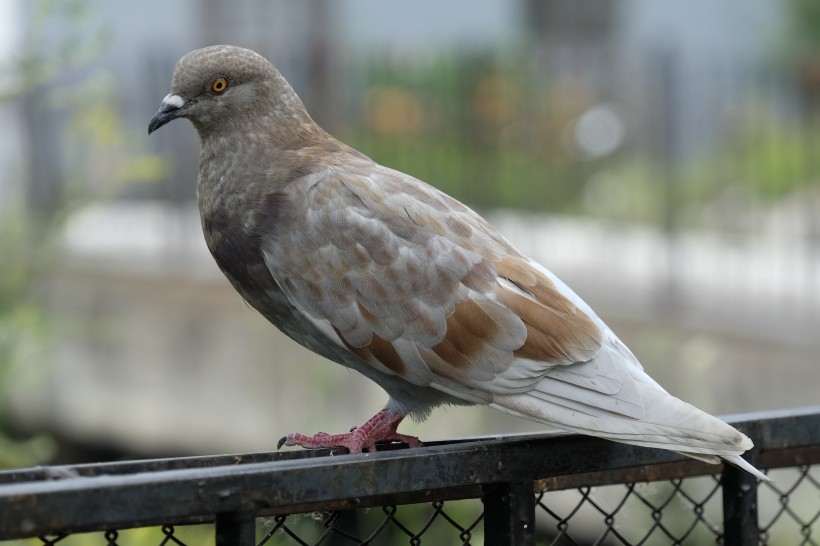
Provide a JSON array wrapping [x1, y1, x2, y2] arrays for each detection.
[[0, 407, 818, 545]]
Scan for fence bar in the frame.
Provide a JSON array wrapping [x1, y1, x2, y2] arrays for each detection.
[[721, 465, 759, 546], [482, 481, 536, 546], [0, 408, 817, 540], [215, 511, 256, 546]]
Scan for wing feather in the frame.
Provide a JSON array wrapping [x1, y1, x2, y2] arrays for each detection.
[[265, 165, 659, 417], [264, 165, 625, 407]]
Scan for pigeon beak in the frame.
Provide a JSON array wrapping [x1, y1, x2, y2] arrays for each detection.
[[148, 93, 187, 134]]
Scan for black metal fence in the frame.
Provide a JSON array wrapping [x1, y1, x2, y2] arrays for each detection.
[[0, 407, 818, 545]]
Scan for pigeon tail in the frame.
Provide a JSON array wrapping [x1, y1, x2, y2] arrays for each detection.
[[490, 384, 770, 482]]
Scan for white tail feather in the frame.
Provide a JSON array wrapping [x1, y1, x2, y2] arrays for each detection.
[[722, 454, 771, 482], [491, 382, 769, 481]]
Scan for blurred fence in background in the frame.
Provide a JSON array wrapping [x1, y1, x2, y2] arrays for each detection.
[[341, 51, 820, 235]]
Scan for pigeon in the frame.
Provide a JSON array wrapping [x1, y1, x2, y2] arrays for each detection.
[[149, 45, 767, 481]]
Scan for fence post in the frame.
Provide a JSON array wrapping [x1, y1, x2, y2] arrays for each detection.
[[482, 481, 536, 546], [215, 511, 256, 546], [721, 465, 759, 546]]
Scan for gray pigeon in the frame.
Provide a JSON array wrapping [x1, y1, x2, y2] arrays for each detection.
[[149, 45, 767, 481]]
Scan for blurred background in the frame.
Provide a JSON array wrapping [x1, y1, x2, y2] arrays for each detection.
[[0, 0, 818, 468]]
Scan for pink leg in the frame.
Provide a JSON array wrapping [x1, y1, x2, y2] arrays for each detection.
[[278, 407, 422, 453]]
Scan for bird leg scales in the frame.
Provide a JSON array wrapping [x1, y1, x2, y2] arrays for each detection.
[[278, 407, 421, 453]]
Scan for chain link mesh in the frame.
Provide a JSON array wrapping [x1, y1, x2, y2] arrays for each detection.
[[16, 465, 818, 546], [33, 525, 200, 546], [759, 465, 820, 546], [535, 475, 724, 545], [257, 500, 484, 546]]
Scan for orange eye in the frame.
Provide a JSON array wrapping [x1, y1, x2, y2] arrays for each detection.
[[211, 76, 229, 94]]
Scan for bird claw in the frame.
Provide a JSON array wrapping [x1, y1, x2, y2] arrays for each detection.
[[278, 432, 334, 450], [277, 408, 421, 453]]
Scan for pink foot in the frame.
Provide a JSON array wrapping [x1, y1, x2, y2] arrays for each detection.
[[277, 407, 422, 453]]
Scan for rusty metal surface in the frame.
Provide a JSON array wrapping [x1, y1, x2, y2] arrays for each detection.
[[0, 407, 817, 540]]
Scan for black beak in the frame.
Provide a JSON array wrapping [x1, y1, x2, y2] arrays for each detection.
[[148, 94, 187, 134]]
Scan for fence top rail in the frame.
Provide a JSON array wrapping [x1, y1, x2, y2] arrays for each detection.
[[0, 406, 818, 540]]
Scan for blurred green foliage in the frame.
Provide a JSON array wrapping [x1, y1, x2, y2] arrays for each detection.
[[0, 0, 166, 469], [791, 0, 820, 51], [0, 0, 103, 102], [341, 54, 592, 215], [342, 50, 819, 234], [0, 211, 56, 468]]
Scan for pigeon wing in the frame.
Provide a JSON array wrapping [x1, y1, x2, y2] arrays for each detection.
[[262, 162, 626, 410]]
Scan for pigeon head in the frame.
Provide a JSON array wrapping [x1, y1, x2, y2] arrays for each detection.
[[148, 45, 312, 137]]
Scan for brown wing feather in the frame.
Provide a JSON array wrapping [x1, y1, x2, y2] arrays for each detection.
[[494, 256, 602, 365]]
